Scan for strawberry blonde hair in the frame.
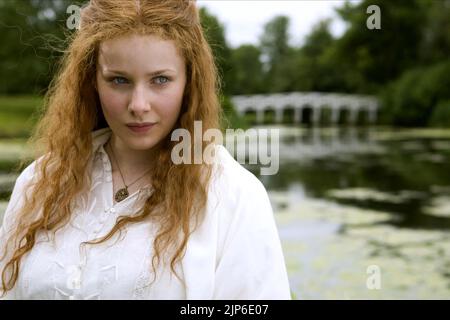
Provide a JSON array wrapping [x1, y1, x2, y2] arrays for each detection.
[[1, 0, 222, 296]]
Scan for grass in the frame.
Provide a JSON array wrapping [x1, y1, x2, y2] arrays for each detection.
[[0, 95, 43, 114], [0, 95, 43, 138]]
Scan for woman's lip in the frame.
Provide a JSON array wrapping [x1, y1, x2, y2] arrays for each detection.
[[126, 123, 155, 133], [126, 123, 156, 127]]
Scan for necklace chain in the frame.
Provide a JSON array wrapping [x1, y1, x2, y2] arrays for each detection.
[[107, 139, 152, 202]]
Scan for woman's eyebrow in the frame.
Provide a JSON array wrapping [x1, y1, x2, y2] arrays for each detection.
[[103, 68, 176, 76]]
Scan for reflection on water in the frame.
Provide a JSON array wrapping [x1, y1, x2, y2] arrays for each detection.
[[241, 127, 450, 230], [238, 126, 450, 299]]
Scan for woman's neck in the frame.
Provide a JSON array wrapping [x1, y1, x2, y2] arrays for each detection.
[[105, 135, 158, 178]]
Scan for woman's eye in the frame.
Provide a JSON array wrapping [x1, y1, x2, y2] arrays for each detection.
[[108, 76, 168, 86], [154, 76, 169, 85], [111, 77, 128, 85]]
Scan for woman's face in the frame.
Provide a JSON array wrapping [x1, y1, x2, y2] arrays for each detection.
[[96, 33, 187, 151]]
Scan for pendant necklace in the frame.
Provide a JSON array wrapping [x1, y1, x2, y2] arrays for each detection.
[[107, 140, 152, 203]]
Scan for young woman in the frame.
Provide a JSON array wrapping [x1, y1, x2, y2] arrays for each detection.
[[0, 0, 291, 300]]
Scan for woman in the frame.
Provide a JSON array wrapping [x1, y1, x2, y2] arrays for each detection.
[[0, 0, 291, 300]]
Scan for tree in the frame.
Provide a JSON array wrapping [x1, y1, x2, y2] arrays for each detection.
[[199, 7, 235, 95], [419, 0, 450, 65], [229, 44, 264, 94], [290, 19, 346, 92], [259, 15, 291, 70], [333, 0, 427, 93], [259, 15, 297, 93], [0, 0, 79, 94], [381, 60, 450, 127]]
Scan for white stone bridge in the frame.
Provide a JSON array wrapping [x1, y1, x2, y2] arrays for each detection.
[[231, 92, 379, 125]]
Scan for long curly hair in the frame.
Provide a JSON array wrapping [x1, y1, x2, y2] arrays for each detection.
[[1, 0, 222, 297]]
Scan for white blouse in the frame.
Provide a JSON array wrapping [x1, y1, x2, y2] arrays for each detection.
[[0, 127, 291, 300]]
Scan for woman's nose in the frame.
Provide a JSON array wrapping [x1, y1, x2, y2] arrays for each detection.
[[128, 86, 151, 115]]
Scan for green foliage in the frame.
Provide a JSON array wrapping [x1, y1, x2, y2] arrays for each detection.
[[419, 0, 450, 64], [229, 44, 265, 94], [333, 0, 427, 93], [290, 19, 346, 92], [259, 16, 291, 68], [0, 95, 43, 138], [219, 95, 249, 130], [0, 0, 82, 94], [259, 15, 296, 93], [199, 7, 235, 95], [381, 60, 450, 126], [429, 100, 450, 128]]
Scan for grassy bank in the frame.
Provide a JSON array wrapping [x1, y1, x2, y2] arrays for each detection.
[[0, 95, 43, 138]]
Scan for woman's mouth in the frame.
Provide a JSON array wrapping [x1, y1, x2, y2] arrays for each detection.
[[126, 123, 156, 133]]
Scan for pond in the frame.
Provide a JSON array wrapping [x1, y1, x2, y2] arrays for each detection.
[[240, 126, 450, 299], [1, 126, 449, 299]]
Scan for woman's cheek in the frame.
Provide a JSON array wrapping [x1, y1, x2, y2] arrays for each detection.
[[160, 88, 184, 118], [158, 98, 182, 122], [100, 89, 127, 117]]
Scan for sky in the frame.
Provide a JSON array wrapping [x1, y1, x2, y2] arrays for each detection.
[[197, 0, 351, 48]]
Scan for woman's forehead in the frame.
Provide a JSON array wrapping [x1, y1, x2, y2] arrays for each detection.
[[97, 34, 185, 72]]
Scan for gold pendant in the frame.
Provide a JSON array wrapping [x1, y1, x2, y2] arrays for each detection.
[[115, 187, 129, 202]]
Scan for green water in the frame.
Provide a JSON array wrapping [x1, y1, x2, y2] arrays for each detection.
[[244, 126, 450, 299]]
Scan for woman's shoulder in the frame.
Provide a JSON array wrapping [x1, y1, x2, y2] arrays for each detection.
[[210, 144, 270, 206], [213, 144, 266, 187], [1, 156, 43, 233], [13, 156, 42, 189]]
